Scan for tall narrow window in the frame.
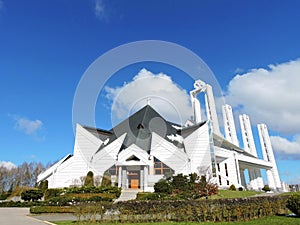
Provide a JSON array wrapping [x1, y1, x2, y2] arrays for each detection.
[[225, 163, 228, 176]]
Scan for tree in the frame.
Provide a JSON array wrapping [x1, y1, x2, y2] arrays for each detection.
[[101, 172, 111, 186], [84, 171, 94, 187], [38, 180, 48, 193]]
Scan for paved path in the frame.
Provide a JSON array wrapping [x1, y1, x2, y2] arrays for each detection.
[[0, 208, 49, 225]]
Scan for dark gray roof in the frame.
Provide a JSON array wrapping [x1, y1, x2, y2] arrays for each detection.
[[213, 133, 255, 157], [82, 105, 253, 157], [107, 105, 181, 153], [82, 125, 113, 141]]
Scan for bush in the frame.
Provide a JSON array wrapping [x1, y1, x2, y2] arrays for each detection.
[[238, 187, 243, 191], [136, 192, 168, 200], [154, 179, 172, 194], [262, 185, 271, 192], [84, 171, 94, 187], [38, 180, 48, 193], [229, 184, 236, 191], [287, 194, 300, 215], [0, 200, 42, 208], [30, 206, 74, 214], [21, 189, 43, 202], [101, 175, 111, 186], [0, 192, 11, 200], [112, 195, 289, 223], [153, 173, 218, 199], [44, 188, 62, 200]]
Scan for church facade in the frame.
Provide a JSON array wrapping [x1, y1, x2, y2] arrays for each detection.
[[38, 80, 282, 192]]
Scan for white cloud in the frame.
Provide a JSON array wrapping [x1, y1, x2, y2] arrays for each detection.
[[94, 0, 108, 21], [225, 59, 300, 135], [0, 161, 16, 170], [12, 115, 43, 135], [105, 68, 192, 126], [234, 68, 244, 74], [270, 135, 300, 160], [224, 59, 300, 160]]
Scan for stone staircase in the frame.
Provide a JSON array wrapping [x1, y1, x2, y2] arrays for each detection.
[[114, 189, 141, 203]]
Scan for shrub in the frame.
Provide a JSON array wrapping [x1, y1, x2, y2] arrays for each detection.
[[229, 184, 236, 191], [101, 174, 111, 186], [238, 187, 243, 191], [30, 206, 74, 214], [262, 185, 271, 192], [154, 179, 172, 194], [136, 192, 168, 200], [0, 192, 11, 200], [21, 189, 43, 202], [84, 171, 94, 187], [44, 188, 62, 200], [112, 195, 289, 223], [38, 180, 48, 193], [287, 194, 300, 215], [153, 173, 218, 199]]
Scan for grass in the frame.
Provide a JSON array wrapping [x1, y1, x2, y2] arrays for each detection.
[[208, 189, 261, 199], [280, 191, 300, 196], [52, 215, 300, 225]]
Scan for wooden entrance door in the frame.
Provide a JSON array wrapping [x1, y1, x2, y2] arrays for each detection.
[[131, 179, 139, 189]]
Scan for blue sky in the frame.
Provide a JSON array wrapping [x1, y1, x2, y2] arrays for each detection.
[[0, 0, 300, 184]]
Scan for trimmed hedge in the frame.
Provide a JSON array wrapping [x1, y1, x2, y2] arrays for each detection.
[[287, 194, 300, 215], [0, 201, 42, 207], [111, 195, 290, 222], [30, 205, 74, 214]]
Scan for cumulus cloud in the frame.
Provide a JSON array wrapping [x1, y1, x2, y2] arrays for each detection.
[[224, 58, 300, 160], [0, 161, 16, 170], [105, 68, 192, 126], [225, 59, 300, 135], [270, 135, 300, 160], [11, 115, 43, 135]]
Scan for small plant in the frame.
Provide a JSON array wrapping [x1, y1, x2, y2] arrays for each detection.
[[229, 184, 236, 191], [262, 185, 271, 192], [238, 187, 243, 191], [287, 194, 300, 215]]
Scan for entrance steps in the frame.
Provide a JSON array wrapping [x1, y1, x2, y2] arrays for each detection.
[[114, 189, 141, 203]]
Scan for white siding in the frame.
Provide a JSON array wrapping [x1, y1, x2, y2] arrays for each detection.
[[183, 123, 211, 174], [92, 133, 127, 175], [151, 132, 189, 174]]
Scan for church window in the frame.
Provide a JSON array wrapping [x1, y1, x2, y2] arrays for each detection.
[[154, 158, 174, 175], [225, 163, 228, 176], [219, 175, 222, 185]]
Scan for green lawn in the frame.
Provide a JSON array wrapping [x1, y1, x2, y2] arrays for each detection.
[[53, 215, 300, 225], [208, 189, 261, 199]]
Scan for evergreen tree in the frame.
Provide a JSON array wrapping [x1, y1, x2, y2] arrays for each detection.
[[84, 171, 94, 187]]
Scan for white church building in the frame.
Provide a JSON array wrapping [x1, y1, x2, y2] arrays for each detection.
[[38, 80, 282, 192]]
